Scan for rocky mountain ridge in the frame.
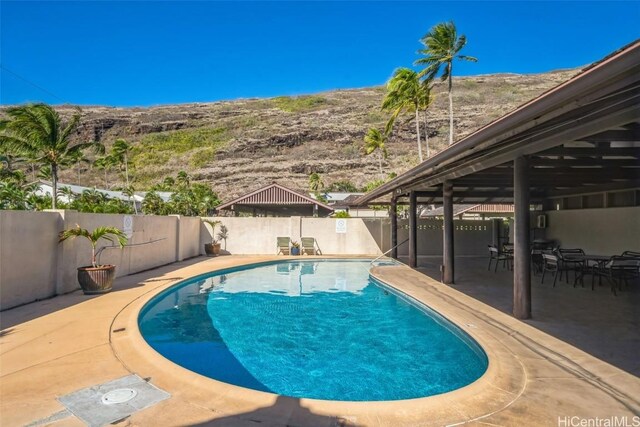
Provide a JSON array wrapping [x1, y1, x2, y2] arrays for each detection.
[[25, 69, 580, 199]]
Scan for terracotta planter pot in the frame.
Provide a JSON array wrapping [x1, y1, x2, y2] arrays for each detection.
[[204, 243, 222, 256], [77, 265, 116, 295]]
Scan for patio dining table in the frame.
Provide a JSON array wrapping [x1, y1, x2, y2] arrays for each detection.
[[562, 254, 611, 286]]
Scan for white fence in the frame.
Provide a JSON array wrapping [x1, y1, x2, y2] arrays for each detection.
[[1, 212, 501, 311], [0, 210, 200, 311]]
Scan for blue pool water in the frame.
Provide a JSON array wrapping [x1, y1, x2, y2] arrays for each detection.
[[138, 260, 487, 401]]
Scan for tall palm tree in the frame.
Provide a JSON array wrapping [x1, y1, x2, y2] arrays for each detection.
[[419, 81, 434, 159], [363, 128, 388, 178], [308, 172, 324, 193], [415, 21, 477, 145], [122, 184, 138, 214], [382, 68, 431, 162], [94, 156, 115, 189], [0, 104, 101, 208], [111, 138, 132, 187], [176, 170, 190, 189]]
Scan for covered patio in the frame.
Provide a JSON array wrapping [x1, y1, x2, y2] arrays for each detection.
[[356, 41, 640, 369]]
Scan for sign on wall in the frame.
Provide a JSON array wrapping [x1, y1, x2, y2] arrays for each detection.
[[123, 215, 133, 239], [335, 218, 347, 234]]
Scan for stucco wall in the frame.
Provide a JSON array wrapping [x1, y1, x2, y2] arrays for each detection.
[[176, 216, 201, 261], [201, 217, 385, 255], [397, 219, 494, 256], [0, 211, 61, 310], [56, 211, 180, 294], [1, 210, 200, 310], [543, 207, 640, 254]]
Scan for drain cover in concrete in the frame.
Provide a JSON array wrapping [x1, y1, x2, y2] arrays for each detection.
[[58, 374, 170, 427]]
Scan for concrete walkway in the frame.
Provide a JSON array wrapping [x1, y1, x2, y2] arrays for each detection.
[[1, 255, 638, 426], [412, 255, 640, 376]]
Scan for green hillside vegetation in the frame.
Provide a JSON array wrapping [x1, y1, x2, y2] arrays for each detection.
[[130, 127, 230, 184], [272, 95, 329, 112]]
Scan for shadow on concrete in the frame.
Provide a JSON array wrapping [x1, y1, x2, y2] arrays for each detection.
[[410, 255, 640, 377], [0, 257, 209, 330], [188, 395, 351, 427]]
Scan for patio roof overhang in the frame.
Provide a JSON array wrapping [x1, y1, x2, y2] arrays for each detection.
[[355, 40, 640, 206]]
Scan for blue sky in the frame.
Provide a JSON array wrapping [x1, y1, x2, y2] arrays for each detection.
[[1, 1, 638, 106]]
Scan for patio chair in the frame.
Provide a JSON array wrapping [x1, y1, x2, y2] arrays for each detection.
[[557, 248, 587, 286], [622, 250, 640, 259], [541, 253, 560, 287], [301, 237, 320, 255], [531, 248, 544, 275], [592, 256, 640, 295], [277, 237, 291, 255], [487, 245, 512, 272]]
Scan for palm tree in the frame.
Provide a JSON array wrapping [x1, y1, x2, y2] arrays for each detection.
[[122, 184, 138, 214], [363, 128, 388, 178], [57, 186, 76, 204], [0, 104, 101, 208], [308, 172, 324, 193], [111, 139, 132, 187], [176, 170, 190, 189], [419, 82, 434, 158], [58, 225, 127, 268], [94, 156, 115, 189], [415, 21, 477, 145], [382, 68, 431, 162]]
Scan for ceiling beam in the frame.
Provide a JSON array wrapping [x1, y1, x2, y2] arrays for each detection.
[[578, 129, 640, 142], [529, 158, 640, 167], [537, 147, 640, 157]]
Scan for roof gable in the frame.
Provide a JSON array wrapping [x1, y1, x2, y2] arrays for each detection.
[[217, 183, 333, 211]]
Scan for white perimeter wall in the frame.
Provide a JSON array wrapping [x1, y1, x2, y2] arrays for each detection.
[[199, 217, 388, 256], [543, 206, 640, 255], [0, 210, 201, 311], [0, 211, 61, 310], [1, 212, 539, 311]]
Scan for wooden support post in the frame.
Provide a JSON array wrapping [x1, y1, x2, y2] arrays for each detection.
[[443, 181, 455, 284], [514, 156, 531, 319], [390, 196, 398, 259], [409, 191, 417, 268]]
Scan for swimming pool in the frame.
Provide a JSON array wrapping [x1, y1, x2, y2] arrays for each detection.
[[138, 260, 487, 401]]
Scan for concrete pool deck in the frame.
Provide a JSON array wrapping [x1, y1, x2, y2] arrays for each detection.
[[1, 255, 639, 426]]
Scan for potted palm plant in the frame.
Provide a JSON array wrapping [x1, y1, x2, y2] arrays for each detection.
[[203, 219, 221, 256], [58, 225, 128, 294]]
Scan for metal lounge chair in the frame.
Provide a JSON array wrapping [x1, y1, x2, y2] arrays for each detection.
[[301, 237, 320, 255], [277, 237, 291, 255]]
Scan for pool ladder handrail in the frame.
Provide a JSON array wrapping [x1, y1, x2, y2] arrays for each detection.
[[371, 238, 409, 265]]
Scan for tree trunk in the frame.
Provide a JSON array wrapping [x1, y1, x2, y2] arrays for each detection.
[[378, 150, 383, 179], [104, 169, 108, 188], [415, 109, 423, 162], [423, 111, 430, 158], [124, 154, 130, 187], [51, 163, 58, 209], [448, 73, 454, 145]]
